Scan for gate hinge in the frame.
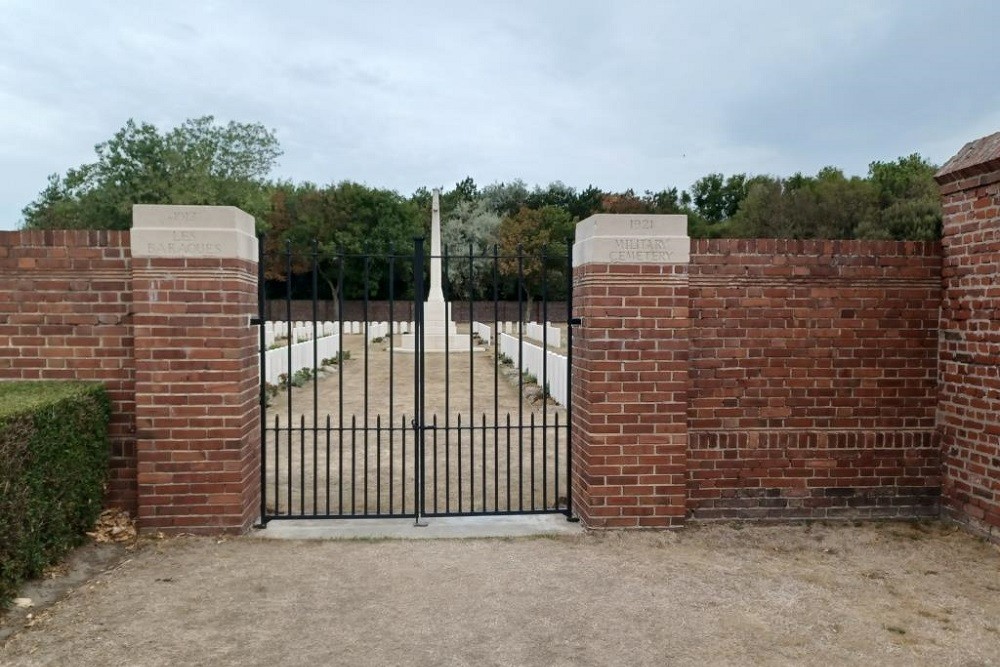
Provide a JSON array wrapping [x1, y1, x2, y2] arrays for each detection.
[[250, 317, 264, 326], [570, 317, 582, 326]]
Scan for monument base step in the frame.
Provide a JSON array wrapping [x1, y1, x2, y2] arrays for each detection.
[[394, 333, 484, 353]]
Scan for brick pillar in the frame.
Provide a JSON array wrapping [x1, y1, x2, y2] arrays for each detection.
[[570, 215, 690, 528], [131, 205, 260, 534], [935, 133, 1000, 542]]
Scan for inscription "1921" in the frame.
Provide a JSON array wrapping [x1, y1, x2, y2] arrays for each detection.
[[629, 218, 654, 230]]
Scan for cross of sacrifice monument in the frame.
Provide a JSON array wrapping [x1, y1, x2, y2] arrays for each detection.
[[397, 188, 482, 352]]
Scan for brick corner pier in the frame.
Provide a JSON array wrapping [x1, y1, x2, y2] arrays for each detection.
[[570, 214, 691, 528], [130, 205, 261, 534]]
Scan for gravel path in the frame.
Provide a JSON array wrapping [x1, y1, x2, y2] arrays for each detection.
[[2, 521, 999, 666]]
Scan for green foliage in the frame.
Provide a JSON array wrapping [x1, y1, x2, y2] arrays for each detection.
[[22, 116, 281, 230], [20, 114, 942, 253], [441, 199, 502, 299], [690, 173, 749, 223], [498, 205, 574, 304], [262, 181, 423, 303], [479, 180, 530, 218], [728, 157, 940, 240], [858, 154, 941, 240], [732, 170, 877, 239], [264, 383, 280, 407], [289, 368, 313, 387], [321, 351, 351, 366], [0, 382, 111, 608]]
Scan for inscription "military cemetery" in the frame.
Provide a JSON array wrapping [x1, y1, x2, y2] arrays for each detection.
[[608, 237, 673, 263]]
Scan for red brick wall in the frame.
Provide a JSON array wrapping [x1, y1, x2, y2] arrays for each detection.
[[936, 133, 1000, 541], [0, 230, 136, 511], [0, 222, 261, 535], [571, 263, 689, 528], [687, 239, 942, 520]]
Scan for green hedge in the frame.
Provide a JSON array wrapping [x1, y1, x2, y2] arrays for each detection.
[[0, 381, 111, 607]]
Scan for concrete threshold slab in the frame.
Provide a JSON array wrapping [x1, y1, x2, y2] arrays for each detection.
[[252, 514, 583, 541]]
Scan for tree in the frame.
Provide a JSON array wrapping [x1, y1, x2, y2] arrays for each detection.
[[436, 177, 478, 217], [479, 180, 530, 218], [261, 181, 422, 310], [440, 199, 501, 299], [643, 188, 685, 214], [525, 181, 577, 212], [570, 185, 605, 220], [690, 173, 749, 223], [731, 169, 876, 239], [730, 177, 789, 238], [22, 116, 281, 230], [497, 205, 574, 309], [857, 154, 941, 240], [600, 189, 652, 213]]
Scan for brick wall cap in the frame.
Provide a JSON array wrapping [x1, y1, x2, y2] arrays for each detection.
[[935, 131, 1000, 185]]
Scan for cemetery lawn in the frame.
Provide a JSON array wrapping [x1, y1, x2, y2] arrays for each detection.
[[2, 521, 999, 666]]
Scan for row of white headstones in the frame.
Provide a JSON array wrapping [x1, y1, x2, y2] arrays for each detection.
[[260, 320, 567, 405]]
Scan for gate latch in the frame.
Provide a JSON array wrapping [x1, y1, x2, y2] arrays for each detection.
[[410, 419, 437, 431], [570, 317, 582, 326]]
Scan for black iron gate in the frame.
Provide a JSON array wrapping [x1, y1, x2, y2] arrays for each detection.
[[256, 238, 573, 523]]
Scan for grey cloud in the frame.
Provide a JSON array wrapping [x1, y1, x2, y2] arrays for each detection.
[[1, 0, 997, 229]]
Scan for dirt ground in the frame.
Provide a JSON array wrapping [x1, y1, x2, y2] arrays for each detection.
[[2, 521, 998, 666], [265, 331, 568, 516]]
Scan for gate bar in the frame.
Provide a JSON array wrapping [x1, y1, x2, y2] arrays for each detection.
[[413, 236, 427, 526], [565, 241, 575, 519], [257, 235, 268, 526]]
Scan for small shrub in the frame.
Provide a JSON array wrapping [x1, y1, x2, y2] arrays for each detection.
[[289, 368, 313, 387], [263, 383, 280, 406], [321, 351, 351, 366]]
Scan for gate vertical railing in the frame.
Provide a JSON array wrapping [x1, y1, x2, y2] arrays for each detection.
[[257, 237, 573, 524], [565, 244, 574, 518], [412, 237, 426, 525], [257, 235, 267, 525]]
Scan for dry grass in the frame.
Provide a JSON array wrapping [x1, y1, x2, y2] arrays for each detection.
[[2, 521, 998, 666]]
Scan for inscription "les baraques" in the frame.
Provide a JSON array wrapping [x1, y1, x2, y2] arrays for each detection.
[[146, 231, 223, 256], [608, 237, 673, 262]]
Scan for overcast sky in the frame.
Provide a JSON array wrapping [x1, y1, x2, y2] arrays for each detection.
[[1, 0, 998, 230]]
